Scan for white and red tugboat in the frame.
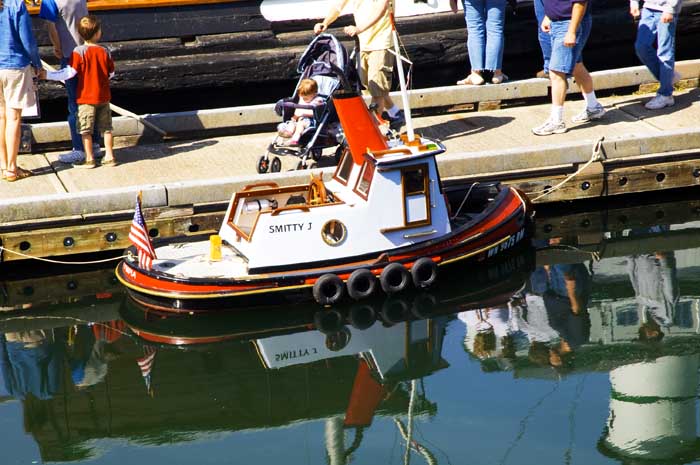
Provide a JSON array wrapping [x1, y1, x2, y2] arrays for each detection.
[[117, 64, 533, 312]]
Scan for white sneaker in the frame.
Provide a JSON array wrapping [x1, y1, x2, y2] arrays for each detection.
[[532, 119, 567, 136], [58, 150, 85, 164], [571, 104, 606, 124], [644, 94, 674, 110]]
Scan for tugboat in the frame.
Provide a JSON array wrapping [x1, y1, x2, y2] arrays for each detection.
[[116, 34, 533, 312]]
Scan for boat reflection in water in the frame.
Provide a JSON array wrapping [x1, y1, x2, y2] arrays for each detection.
[[5, 202, 700, 464]]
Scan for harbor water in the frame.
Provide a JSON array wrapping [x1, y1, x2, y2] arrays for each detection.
[[2, 194, 700, 465]]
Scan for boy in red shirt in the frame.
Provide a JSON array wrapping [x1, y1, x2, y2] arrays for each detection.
[[47, 15, 115, 168]]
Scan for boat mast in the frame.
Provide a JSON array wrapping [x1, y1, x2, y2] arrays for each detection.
[[390, 14, 414, 142]]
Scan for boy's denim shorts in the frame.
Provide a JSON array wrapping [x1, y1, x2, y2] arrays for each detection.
[[548, 14, 592, 76]]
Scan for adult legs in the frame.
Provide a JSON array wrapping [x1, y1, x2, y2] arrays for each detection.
[[655, 15, 677, 97], [533, 0, 551, 74], [634, 9, 662, 81], [463, 0, 487, 72], [484, 0, 506, 75]]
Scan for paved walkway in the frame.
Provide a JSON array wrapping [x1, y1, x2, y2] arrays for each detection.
[[1, 85, 698, 215]]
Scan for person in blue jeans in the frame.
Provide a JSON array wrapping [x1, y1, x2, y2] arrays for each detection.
[[534, 0, 551, 78], [39, 0, 101, 163], [630, 0, 683, 110], [450, 0, 508, 85], [532, 0, 606, 136]]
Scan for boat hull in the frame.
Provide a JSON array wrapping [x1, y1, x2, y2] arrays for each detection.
[[116, 185, 533, 312]]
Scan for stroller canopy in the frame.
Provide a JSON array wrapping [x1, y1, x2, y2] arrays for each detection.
[[297, 34, 348, 78]]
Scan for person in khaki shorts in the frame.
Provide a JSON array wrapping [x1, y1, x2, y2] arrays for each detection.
[[46, 15, 116, 168], [314, 0, 405, 131], [0, 0, 42, 182]]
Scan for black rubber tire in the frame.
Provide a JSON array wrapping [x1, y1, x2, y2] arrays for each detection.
[[379, 263, 411, 295], [380, 296, 410, 324], [411, 292, 438, 319], [346, 268, 378, 300], [270, 157, 282, 173], [348, 302, 377, 330], [312, 273, 346, 306], [311, 149, 322, 161], [313, 309, 344, 334], [411, 257, 438, 289], [257, 155, 269, 174]]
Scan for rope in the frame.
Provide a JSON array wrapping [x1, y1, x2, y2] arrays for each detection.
[[528, 137, 606, 202], [0, 245, 126, 265]]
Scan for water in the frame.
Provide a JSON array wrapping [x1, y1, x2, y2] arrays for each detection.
[[3, 195, 700, 465]]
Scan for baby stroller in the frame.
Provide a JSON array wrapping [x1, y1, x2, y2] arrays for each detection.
[[257, 33, 360, 174]]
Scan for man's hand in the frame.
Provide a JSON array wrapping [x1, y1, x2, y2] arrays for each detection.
[[449, 0, 459, 13], [344, 25, 359, 37], [661, 12, 673, 23], [541, 16, 551, 33], [313, 22, 327, 35], [629, 5, 640, 17], [564, 30, 577, 47]]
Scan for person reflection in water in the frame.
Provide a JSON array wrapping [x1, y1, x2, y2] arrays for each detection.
[[68, 323, 123, 389], [627, 249, 679, 342], [513, 260, 592, 370], [460, 304, 524, 371], [0, 330, 63, 400]]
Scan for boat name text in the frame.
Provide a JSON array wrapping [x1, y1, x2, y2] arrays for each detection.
[[274, 346, 319, 362], [268, 222, 312, 234], [487, 228, 525, 258]]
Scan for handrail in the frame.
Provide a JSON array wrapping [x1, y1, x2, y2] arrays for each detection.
[[369, 147, 412, 158], [271, 205, 310, 216], [242, 182, 280, 192]]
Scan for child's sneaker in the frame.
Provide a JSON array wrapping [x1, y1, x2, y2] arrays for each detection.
[[532, 119, 567, 136], [58, 150, 85, 164], [644, 94, 674, 110]]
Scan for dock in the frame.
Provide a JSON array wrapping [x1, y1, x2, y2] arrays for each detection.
[[1, 60, 699, 262]]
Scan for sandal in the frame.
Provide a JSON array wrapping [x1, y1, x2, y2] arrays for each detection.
[[456, 73, 485, 86], [5, 167, 33, 182], [491, 73, 509, 84]]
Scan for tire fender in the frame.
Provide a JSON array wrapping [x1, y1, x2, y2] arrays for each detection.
[[313, 273, 346, 306], [379, 262, 411, 295], [347, 268, 378, 300], [411, 257, 438, 289]]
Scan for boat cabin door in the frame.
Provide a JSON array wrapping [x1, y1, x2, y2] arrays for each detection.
[[401, 164, 431, 227]]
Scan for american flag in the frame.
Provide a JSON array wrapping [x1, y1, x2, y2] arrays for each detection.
[[129, 194, 157, 269], [137, 345, 157, 397]]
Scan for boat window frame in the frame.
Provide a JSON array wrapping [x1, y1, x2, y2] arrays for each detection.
[[353, 160, 375, 200], [380, 163, 432, 233], [333, 147, 354, 186]]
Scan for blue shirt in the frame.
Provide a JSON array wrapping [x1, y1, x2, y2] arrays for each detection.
[[0, 0, 42, 70], [544, 0, 589, 21]]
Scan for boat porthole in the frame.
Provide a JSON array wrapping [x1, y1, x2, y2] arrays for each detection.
[[19, 241, 31, 251], [581, 181, 591, 191], [149, 228, 159, 238], [63, 237, 75, 247], [321, 220, 347, 246], [105, 232, 118, 242], [693, 168, 700, 178], [656, 173, 666, 183]]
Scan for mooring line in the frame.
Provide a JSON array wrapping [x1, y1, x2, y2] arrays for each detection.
[[528, 137, 606, 201], [0, 246, 126, 265]]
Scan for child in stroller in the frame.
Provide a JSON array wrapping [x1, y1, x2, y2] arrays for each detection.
[[257, 34, 357, 174], [277, 78, 324, 146]]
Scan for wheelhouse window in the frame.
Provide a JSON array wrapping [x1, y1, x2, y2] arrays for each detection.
[[402, 164, 430, 226], [354, 161, 375, 199], [333, 147, 354, 185]]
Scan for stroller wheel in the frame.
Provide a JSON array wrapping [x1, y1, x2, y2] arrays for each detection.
[[271, 157, 282, 173], [308, 161, 318, 170], [296, 160, 307, 170], [257, 155, 269, 174], [310, 149, 322, 161]]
